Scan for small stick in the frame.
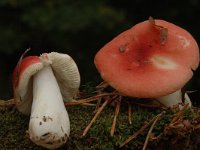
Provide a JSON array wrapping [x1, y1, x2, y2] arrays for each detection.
[[65, 93, 116, 106], [95, 81, 109, 90], [93, 90, 103, 114], [93, 98, 102, 113], [83, 98, 110, 136], [65, 101, 96, 107], [129, 101, 164, 108], [149, 16, 155, 26], [80, 103, 96, 107], [0, 99, 15, 106], [110, 96, 121, 136], [120, 112, 164, 148], [171, 103, 189, 123], [148, 16, 168, 45], [94, 81, 110, 113], [128, 103, 132, 124], [142, 112, 164, 150], [120, 122, 150, 148]]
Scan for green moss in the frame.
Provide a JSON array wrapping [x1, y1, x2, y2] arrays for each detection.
[[0, 103, 199, 149]]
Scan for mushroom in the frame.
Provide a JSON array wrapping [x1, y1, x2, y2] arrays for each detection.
[[94, 18, 199, 108], [13, 52, 80, 149]]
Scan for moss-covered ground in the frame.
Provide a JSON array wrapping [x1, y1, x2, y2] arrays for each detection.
[[1, 100, 200, 150]]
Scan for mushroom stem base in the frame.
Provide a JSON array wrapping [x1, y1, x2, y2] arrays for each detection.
[[156, 90, 191, 108], [29, 65, 70, 149]]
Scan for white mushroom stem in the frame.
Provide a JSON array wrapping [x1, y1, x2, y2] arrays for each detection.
[[28, 65, 70, 149], [156, 89, 191, 108]]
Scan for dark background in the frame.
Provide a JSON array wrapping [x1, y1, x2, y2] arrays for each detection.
[[0, 0, 200, 105]]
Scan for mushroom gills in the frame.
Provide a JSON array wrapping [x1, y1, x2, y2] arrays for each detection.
[[29, 65, 70, 149]]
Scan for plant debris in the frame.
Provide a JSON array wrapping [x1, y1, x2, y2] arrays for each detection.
[[1, 83, 200, 149]]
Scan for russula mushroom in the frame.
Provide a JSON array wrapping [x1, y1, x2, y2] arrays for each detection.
[[94, 18, 199, 108], [13, 52, 80, 149]]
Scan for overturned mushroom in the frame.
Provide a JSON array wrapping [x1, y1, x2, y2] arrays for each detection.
[[13, 52, 80, 149], [95, 18, 199, 107]]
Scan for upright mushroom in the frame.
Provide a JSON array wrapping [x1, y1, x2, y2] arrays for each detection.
[[94, 18, 199, 107], [13, 52, 80, 149]]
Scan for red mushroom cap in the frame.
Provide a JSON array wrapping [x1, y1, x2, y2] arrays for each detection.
[[12, 52, 80, 115], [13, 56, 42, 89], [94, 19, 199, 98], [13, 56, 43, 114]]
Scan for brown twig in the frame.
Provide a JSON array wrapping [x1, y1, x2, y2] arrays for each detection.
[[64, 93, 117, 106], [120, 122, 150, 148], [128, 103, 132, 124], [79, 103, 96, 107], [65, 101, 96, 107], [128, 101, 165, 109], [120, 112, 164, 148], [93, 91, 103, 114], [94, 97, 102, 113], [93, 81, 110, 113], [0, 99, 15, 106], [83, 98, 110, 136], [142, 112, 164, 150], [95, 81, 109, 90], [171, 103, 189, 123], [110, 96, 121, 136]]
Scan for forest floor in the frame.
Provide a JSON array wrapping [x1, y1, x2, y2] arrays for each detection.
[[1, 97, 200, 150]]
